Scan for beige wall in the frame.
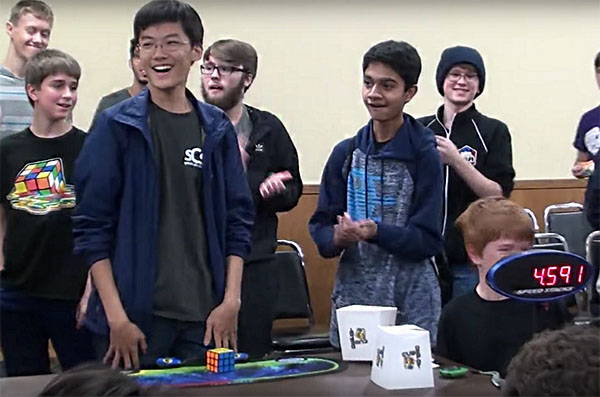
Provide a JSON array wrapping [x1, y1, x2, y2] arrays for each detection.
[[1, 0, 598, 183]]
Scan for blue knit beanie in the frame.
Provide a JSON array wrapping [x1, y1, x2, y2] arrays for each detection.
[[436, 46, 485, 98]]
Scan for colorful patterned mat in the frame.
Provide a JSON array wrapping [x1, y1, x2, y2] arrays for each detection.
[[130, 357, 339, 388]]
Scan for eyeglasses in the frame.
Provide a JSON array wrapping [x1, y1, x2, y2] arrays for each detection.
[[446, 72, 478, 83], [200, 64, 247, 76], [137, 39, 189, 53]]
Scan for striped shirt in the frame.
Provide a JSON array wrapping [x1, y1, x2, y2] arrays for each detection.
[[0, 65, 33, 139]]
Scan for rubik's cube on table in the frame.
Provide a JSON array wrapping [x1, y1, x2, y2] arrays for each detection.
[[12, 159, 65, 197], [206, 348, 235, 373]]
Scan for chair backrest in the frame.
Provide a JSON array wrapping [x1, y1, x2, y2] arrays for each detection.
[[586, 231, 600, 304], [544, 203, 593, 257], [533, 232, 568, 251], [273, 240, 315, 326], [523, 208, 540, 233]]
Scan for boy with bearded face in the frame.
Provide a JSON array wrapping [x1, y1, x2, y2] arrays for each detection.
[[201, 39, 302, 358]]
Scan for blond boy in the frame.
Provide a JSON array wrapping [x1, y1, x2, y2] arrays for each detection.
[[1, 1, 53, 137]]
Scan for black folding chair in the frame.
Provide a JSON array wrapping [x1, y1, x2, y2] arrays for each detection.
[[523, 208, 540, 233], [533, 232, 568, 251], [544, 203, 593, 258], [585, 231, 600, 318], [271, 240, 331, 354]]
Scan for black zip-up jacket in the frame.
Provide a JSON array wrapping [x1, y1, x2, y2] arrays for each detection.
[[418, 104, 515, 266], [244, 105, 302, 263]]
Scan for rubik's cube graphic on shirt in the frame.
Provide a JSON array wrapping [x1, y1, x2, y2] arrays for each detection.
[[13, 158, 65, 197], [206, 348, 235, 373], [7, 158, 76, 215]]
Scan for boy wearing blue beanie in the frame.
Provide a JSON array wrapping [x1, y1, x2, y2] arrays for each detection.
[[418, 46, 515, 303]]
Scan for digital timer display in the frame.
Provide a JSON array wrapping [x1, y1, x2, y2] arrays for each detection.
[[487, 250, 593, 301], [532, 264, 586, 287]]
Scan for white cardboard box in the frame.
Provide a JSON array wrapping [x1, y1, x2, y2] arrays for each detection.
[[336, 305, 397, 361], [370, 325, 434, 390]]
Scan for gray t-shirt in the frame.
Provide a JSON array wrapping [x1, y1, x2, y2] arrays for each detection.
[[0, 65, 32, 138], [149, 101, 215, 321], [89, 88, 131, 130], [235, 105, 253, 149]]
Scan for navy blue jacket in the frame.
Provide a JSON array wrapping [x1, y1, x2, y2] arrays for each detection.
[[73, 89, 254, 335], [309, 114, 443, 261]]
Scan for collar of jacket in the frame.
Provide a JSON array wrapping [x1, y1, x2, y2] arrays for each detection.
[[111, 87, 226, 151], [245, 104, 272, 146], [435, 103, 480, 129], [353, 113, 426, 161], [112, 88, 224, 136]]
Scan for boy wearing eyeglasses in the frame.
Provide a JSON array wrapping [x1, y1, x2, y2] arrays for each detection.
[[418, 46, 515, 303], [200, 39, 302, 359], [73, 0, 253, 370]]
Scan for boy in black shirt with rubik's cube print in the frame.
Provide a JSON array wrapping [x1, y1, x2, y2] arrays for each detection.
[[0, 49, 94, 376]]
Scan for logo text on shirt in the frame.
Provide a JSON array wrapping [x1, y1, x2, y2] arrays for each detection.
[[183, 147, 203, 169]]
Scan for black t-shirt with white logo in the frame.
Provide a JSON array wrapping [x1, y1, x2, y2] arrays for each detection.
[[149, 101, 215, 321], [0, 127, 88, 304]]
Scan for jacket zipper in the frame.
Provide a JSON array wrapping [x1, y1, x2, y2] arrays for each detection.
[[435, 113, 451, 237]]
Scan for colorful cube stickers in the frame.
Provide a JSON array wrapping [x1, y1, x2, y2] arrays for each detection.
[[13, 159, 65, 197], [206, 348, 235, 373]]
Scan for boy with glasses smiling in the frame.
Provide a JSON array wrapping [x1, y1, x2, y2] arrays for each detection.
[[419, 46, 515, 304], [73, 0, 253, 370], [200, 39, 302, 358]]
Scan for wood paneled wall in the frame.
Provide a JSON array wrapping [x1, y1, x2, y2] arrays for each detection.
[[277, 179, 587, 329]]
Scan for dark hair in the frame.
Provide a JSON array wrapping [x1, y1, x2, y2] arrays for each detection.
[[129, 38, 139, 59], [25, 49, 81, 106], [503, 325, 600, 396], [39, 363, 171, 396], [9, 0, 53, 27], [204, 39, 258, 77], [594, 51, 600, 69], [133, 0, 203, 48], [362, 40, 421, 88]]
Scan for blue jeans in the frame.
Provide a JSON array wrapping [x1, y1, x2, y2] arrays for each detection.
[[451, 263, 479, 299], [93, 315, 210, 368], [0, 302, 95, 376]]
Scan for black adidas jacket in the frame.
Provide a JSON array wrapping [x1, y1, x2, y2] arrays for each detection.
[[244, 105, 302, 263], [418, 104, 515, 266]]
